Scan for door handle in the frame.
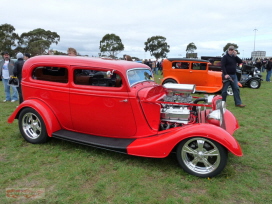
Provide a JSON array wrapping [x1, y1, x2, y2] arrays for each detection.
[[120, 99, 128, 102]]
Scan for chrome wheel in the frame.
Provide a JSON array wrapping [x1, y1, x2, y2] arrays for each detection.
[[227, 85, 233, 95], [19, 108, 49, 144], [249, 79, 260, 89], [176, 137, 227, 177], [22, 112, 42, 139]]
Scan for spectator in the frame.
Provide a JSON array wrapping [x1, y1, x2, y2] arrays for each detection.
[[221, 46, 245, 108], [261, 58, 267, 72], [125, 55, 132, 61], [157, 60, 162, 74], [153, 60, 158, 75], [0, 51, 18, 102], [67, 48, 77, 56], [255, 59, 261, 71], [148, 59, 152, 69], [13, 52, 25, 104], [265, 58, 272, 82], [24, 53, 31, 61]]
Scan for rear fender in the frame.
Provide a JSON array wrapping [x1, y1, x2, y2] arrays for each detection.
[[8, 99, 61, 136], [127, 123, 242, 158]]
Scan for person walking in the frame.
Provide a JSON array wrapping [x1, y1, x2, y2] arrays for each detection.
[[221, 46, 245, 108], [153, 60, 158, 75], [13, 52, 25, 104], [0, 51, 18, 102], [265, 58, 272, 82]]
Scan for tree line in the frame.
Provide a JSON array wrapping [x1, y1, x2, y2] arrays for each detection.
[[0, 23, 240, 59]]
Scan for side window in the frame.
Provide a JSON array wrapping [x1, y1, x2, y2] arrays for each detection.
[[74, 69, 122, 87], [33, 66, 68, 83], [213, 61, 221, 66], [172, 62, 190, 69], [192, 63, 207, 70]]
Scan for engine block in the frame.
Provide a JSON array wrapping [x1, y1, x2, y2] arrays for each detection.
[[161, 84, 196, 125]]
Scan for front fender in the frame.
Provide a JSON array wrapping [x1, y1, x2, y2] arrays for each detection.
[[127, 123, 242, 158], [8, 99, 61, 136]]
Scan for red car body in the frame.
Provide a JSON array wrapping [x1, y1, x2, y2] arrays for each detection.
[[8, 55, 242, 177]]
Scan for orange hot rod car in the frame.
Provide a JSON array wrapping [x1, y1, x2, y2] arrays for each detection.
[[161, 58, 223, 93]]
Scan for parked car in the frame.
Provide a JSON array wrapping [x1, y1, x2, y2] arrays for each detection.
[[225, 64, 263, 95], [201, 56, 222, 71], [162, 58, 223, 93], [8, 55, 243, 177]]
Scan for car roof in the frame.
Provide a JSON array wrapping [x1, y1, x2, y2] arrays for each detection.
[[23, 55, 149, 73], [166, 58, 209, 63]]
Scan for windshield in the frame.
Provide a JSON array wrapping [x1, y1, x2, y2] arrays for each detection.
[[127, 68, 154, 86]]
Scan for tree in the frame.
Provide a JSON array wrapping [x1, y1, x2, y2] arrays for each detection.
[[18, 28, 60, 55], [144, 36, 170, 59], [99, 34, 124, 58], [0, 24, 19, 56], [28, 40, 51, 56], [223, 43, 240, 55], [186, 42, 197, 53]]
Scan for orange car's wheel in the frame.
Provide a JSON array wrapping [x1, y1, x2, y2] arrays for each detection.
[[162, 79, 177, 85]]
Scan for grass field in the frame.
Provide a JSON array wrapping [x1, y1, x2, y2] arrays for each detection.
[[1, 74, 272, 204]]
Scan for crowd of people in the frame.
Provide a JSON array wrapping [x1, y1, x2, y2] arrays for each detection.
[[143, 59, 163, 75], [1, 47, 271, 107], [0, 51, 31, 104]]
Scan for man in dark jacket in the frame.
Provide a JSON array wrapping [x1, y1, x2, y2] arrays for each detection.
[[13, 52, 25, 104], [221, 46, 245, 107], [265, 58, 272, 82]]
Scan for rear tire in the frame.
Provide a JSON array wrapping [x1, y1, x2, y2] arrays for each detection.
[[249, 79, 261, 89], [18, 108, 49, 144]]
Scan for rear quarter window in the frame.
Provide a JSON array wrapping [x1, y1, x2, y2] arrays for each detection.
[[32, 66, 68, 83], [74, 69, 122, 87]]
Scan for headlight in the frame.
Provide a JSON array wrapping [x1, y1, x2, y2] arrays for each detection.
[[207, 110, 221, 126], [208, 100, 226, 126], [215, 100, 226, 111], [207, 109, 221, 120]]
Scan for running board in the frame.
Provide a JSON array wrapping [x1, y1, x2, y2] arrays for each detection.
[[52, 129, 136, 154]]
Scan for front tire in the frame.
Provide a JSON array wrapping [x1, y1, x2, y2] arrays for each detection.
[[176, 137, 228, 178], [249, 79, 261, 89], [162, 79, 177, 85], [18, 108, 49, 144]]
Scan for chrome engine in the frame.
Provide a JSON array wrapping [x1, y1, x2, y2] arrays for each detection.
[[160, 84, 196, 129]]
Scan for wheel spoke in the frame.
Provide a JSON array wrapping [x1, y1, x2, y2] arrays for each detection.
[[196, 140, 205, 151], [202, 158, 213, 168], [191, 157, 201, 166], [203, 149, 219, 157], [183, 146, 198, 156]]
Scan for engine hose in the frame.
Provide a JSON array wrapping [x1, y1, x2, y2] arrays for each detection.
[[160, 122, 170, 130], [192, 98, 207, 111]]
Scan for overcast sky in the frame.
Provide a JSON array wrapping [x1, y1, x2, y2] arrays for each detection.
[[2, 0, 272, 59]]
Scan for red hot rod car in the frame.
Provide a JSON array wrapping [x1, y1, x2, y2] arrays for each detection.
[[8, 55, 242, 177]]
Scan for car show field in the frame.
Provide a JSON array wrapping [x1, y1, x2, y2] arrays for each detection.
[[1, 58, 271, 203]]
